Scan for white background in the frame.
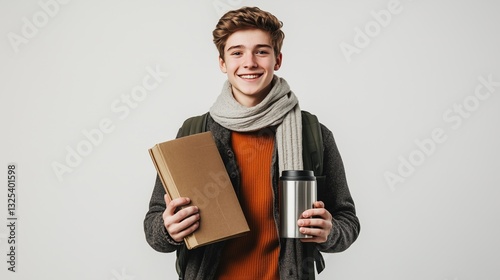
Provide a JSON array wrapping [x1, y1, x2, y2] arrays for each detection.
[[1, 0, 499, 279]]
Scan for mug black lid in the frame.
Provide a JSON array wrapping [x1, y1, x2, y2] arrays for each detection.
[[280, 170, 315, 181]]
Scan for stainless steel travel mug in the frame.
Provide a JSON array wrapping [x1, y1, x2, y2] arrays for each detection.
[[279, 170, 317, 238]]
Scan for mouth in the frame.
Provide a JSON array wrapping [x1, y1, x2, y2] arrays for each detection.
[[238, 73, 263, 80]]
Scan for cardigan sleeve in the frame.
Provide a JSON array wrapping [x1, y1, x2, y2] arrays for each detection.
[[315, 124, 360, 253], [143, 175, 184, 253]]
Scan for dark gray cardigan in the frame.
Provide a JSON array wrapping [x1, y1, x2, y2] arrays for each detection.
[[144, 115, 360, 279]]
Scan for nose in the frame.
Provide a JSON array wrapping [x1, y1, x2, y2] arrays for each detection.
[[243, 53, 257, 68]]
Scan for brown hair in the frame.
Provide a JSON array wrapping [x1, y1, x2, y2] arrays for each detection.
[[213, 6, 285, 59]]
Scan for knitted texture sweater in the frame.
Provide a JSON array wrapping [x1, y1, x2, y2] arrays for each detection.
[[216, 131, 280, 279], [144, 114, 360, 280]]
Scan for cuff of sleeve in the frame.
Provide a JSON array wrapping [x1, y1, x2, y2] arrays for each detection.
[[316, 218, 338, 251]]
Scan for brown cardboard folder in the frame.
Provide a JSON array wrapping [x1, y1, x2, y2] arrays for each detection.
[[149, 131, 249, 249]]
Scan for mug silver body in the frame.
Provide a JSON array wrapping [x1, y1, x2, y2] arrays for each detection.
[[279, 179, 317, 238]]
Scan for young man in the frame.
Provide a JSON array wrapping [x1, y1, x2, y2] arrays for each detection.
[[144, 6, 360, 280]]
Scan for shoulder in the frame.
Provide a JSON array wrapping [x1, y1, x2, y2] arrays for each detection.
[[176, 112, 210, 138], [301, 110, 335, 146], [301, 110, 333, 136]]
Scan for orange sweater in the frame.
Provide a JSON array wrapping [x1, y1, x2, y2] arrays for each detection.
[[216, 131, 280, 280]]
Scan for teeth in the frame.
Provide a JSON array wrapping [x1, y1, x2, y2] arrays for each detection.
[[240, 74, 260, 79]]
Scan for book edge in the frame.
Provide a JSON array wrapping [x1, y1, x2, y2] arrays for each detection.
[[149, 144, 198, 249]]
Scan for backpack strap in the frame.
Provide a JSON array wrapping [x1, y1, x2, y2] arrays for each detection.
[[301, 111, 326, 279], [175, 247, 187, 280], [179, 112, 209, 137], [301, 111, 324, 176]]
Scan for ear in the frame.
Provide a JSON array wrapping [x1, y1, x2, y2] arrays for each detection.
[[219, 56, 227, 73], [274, 52, 283, 71]]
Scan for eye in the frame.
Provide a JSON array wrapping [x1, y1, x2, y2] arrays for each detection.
[[231, 51, 242, 56], [256, 50, 269, 55]]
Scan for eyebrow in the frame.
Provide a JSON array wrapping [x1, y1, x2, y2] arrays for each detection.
[[226, 44, 273, 52]]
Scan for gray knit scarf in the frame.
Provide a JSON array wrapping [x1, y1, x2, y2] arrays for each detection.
[[209, 75, 303, 174]]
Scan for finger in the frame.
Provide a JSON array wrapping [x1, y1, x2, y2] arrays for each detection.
[[297, 217, 332, 229], [168, 212, 201, 236], [171, 220, 200, 242], [301, 207, 331, 220], [164, 205, 199, 227], [165, 197, 191, 216], [170, 206, 199, 225], [298, 227, 328, 243], [312, 200, 325, 208]]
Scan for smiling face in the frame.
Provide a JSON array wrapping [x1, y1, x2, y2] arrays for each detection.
[[219, 29, 282, 107]]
